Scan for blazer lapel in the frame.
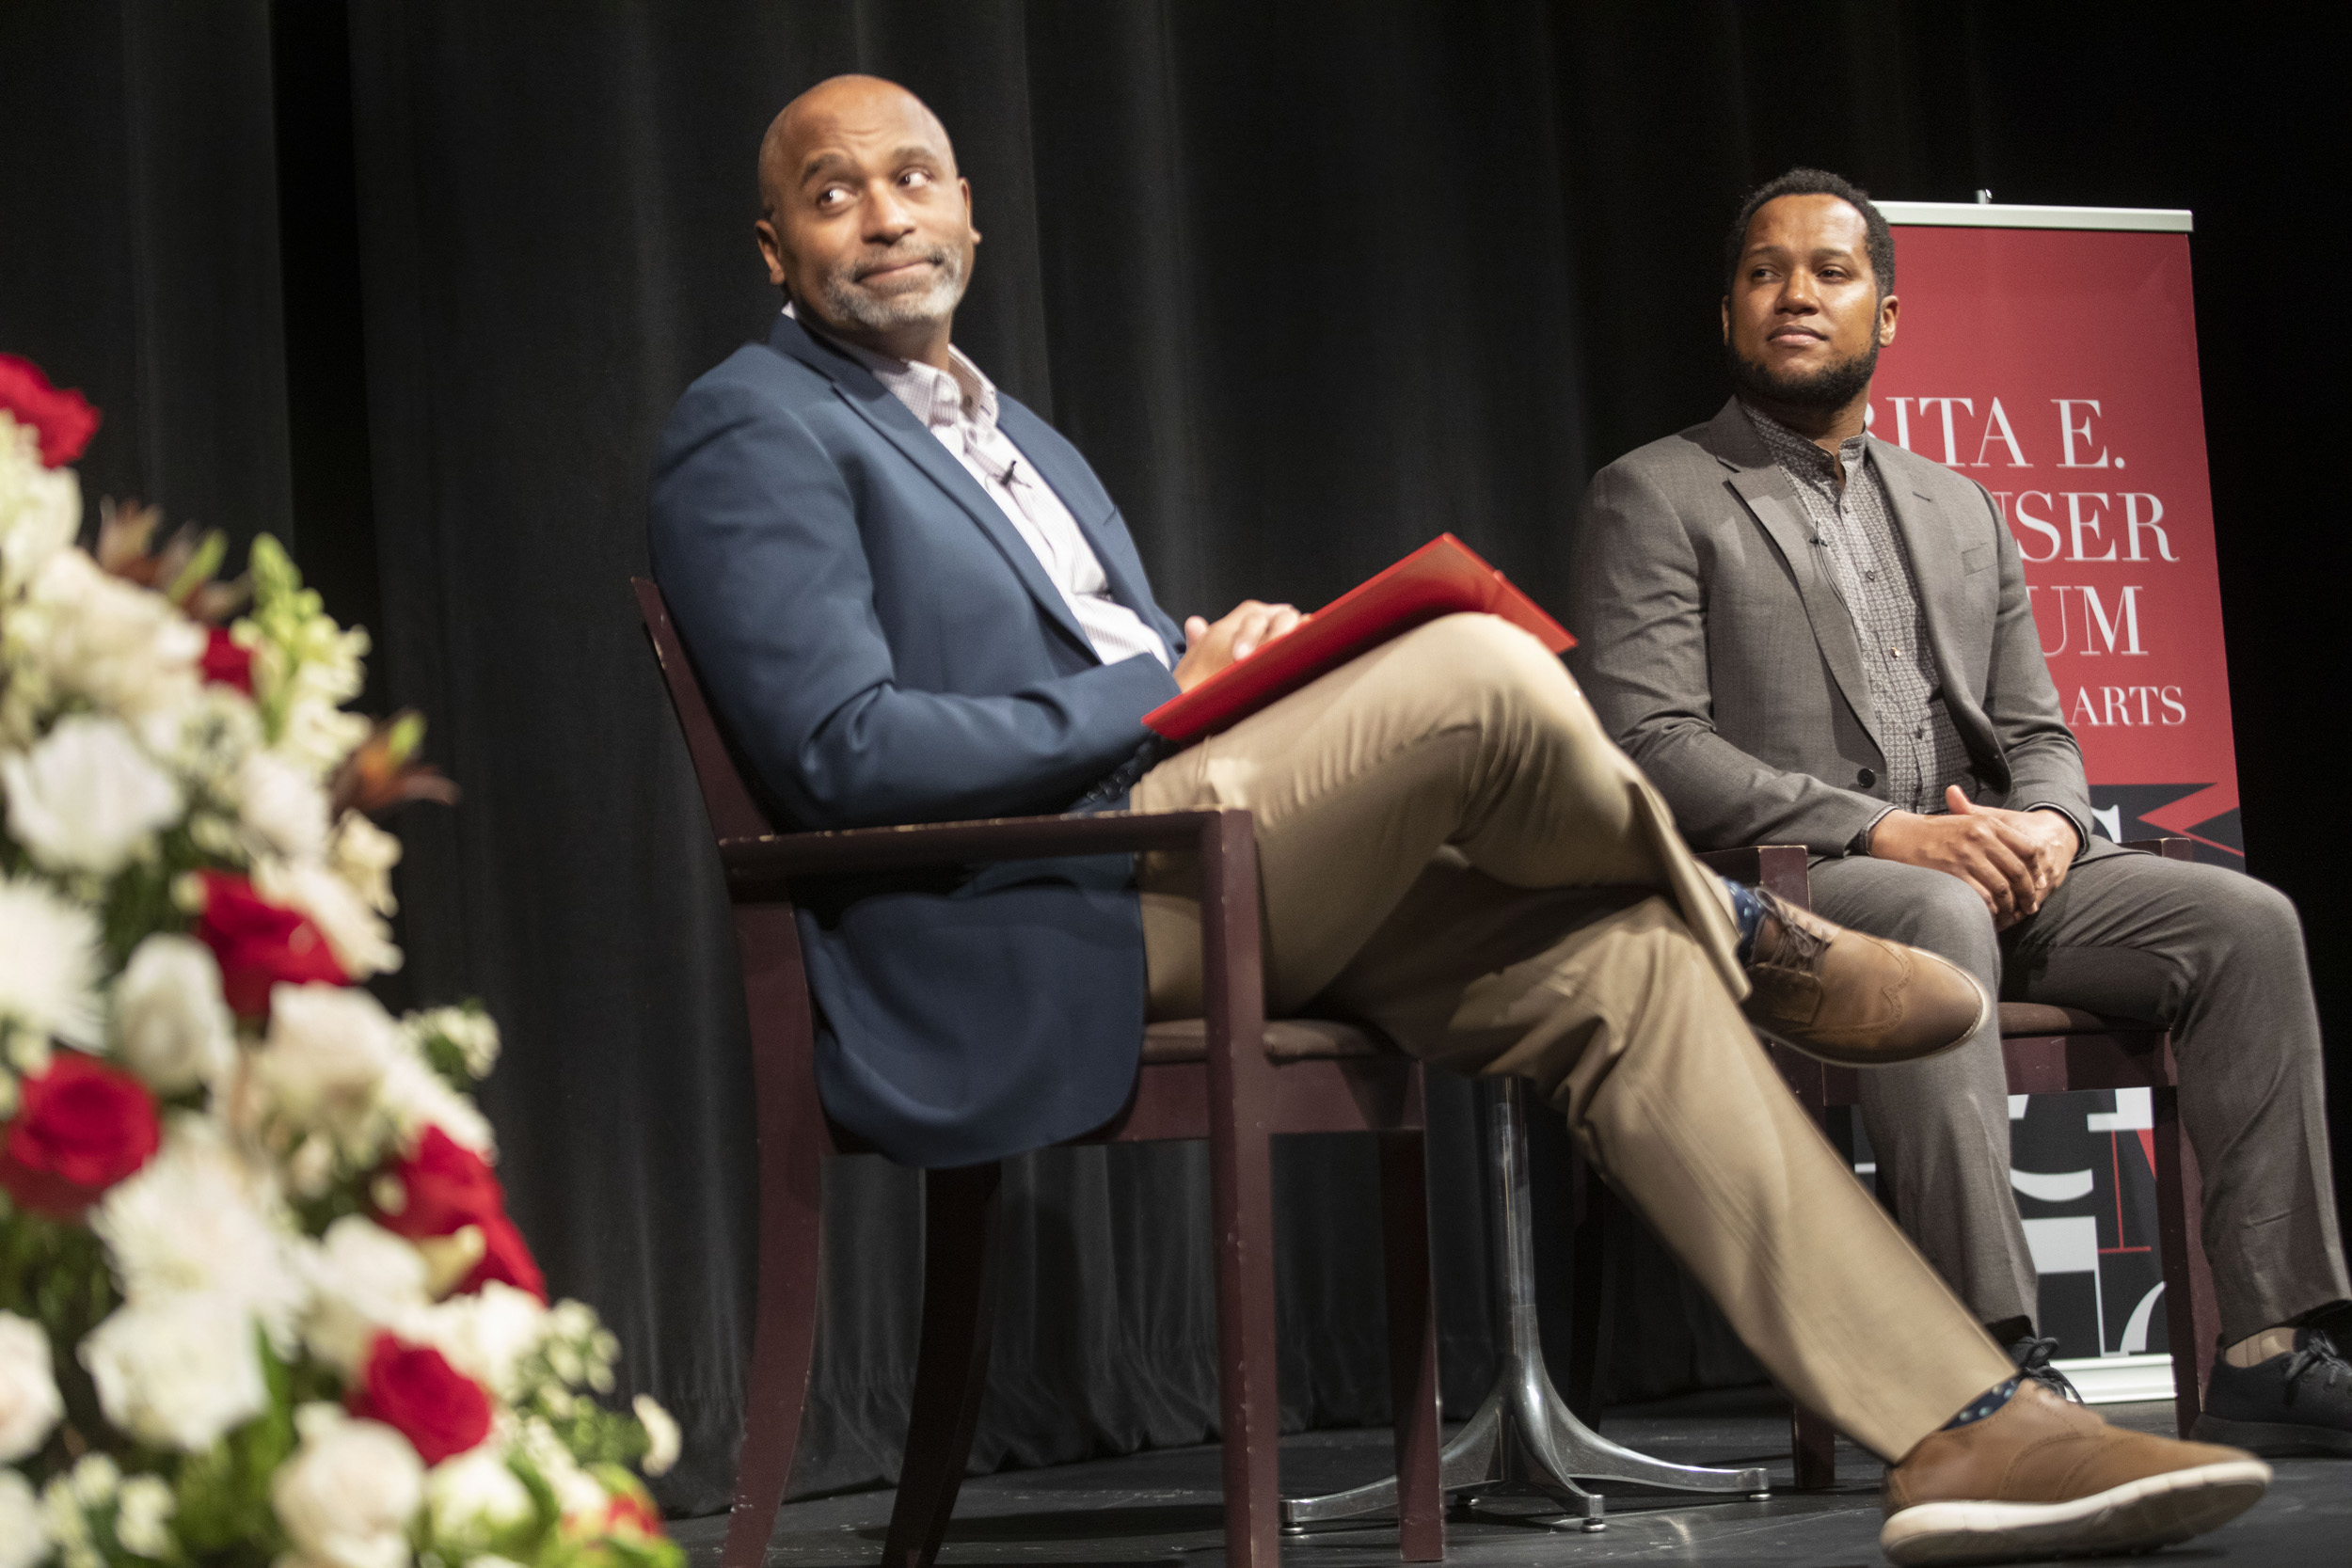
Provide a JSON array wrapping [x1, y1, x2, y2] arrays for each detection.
[[763, 317, 1095, 656], [1725, 463, 1885, 756], [995, 408, 1160, 626]]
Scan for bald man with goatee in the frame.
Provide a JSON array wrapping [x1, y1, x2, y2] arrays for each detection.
[[648, 77, 2271, 1563]]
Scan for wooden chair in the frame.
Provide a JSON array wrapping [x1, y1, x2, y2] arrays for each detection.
[[631, 579, 1445, 1568], [1685, 840, 2218, 1488]]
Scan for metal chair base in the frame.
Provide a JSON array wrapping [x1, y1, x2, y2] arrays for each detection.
[[1281, 1079, 1769, 1535]]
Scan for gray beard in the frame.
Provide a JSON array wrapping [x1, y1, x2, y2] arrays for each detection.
[[817, 245, 968, 333]]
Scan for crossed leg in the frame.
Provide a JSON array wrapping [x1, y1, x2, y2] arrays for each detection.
[[1131, 613, 2012, 1459]]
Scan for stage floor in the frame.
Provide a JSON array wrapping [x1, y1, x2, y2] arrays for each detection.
[[674, 1388, 2348, 1564]]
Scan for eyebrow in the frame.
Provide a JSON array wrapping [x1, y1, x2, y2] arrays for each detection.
[[1742, 243, 1864, 263], [798, 144, 946, 186]]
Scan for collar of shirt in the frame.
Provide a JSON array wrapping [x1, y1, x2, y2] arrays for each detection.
[[785, 301, 1000, 443], [1740, 400, 1871, 492]]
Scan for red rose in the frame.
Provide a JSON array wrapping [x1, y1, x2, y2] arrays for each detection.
[[587, 1481, 666, 1539], [0, 1053, 162, 1218], [0, 354, 102, 467], [193, 872, 347, 1018], [463, 1212, 548, 1303], [373, 1125, 504, 1236], [347, 1334, 492, 1464], [199, 626, 254, 693], [373, 1126, 548, 1302]]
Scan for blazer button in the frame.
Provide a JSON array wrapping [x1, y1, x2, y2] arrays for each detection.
[[1857, 767, 1877, 787]]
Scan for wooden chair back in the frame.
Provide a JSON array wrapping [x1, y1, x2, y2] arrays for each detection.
[[631, 578, 771, 842]]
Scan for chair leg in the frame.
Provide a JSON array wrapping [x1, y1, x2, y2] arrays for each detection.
[[1379, 1130, 1444, 1561], [1788, 1407, 1838, 1491], [723, 907, 832, 1568], [2153, 1084, 2220, 1436], [1200, 811, 1281, 1568], [1564, 1160, 1608, 1423], [880, 1162, 1006, 1568], [1208, 1111, 1281, 1567], [720, 1151, 826, 1568]]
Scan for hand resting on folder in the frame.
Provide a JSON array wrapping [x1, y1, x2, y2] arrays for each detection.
[[1173, 600, 1308, 691]]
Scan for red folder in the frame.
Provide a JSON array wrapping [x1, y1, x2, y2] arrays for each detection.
[[1143, 534, 1575, 743]]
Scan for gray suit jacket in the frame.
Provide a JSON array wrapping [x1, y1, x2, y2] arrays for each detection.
[[1567, 398, 2107, 860]]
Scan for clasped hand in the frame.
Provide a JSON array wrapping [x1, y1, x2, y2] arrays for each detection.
[[1867, 785, 2080, 929], [1172, 600, 1306, 692]]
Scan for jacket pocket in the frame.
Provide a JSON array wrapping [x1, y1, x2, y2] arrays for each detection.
[[1962, 545, 1994, 575]]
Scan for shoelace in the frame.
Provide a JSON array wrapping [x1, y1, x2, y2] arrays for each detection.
[[1754, 889, 1828, 972], [2281, 1330, 2350, 1403], [2012, 1336, 2085, 1403]]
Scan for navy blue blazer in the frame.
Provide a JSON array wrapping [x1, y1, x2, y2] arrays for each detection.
[[648, 314, 1187, 1167]]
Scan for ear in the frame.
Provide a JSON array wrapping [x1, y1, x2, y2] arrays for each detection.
[[1720, 296, 1731, 344], [755, 216, 789, 288], [961, 176, 980, 245], [1877, 291, 1900, 347]]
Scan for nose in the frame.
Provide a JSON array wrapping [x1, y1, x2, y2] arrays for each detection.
[[865, 180, 916, 244], [1776, 270, 1820, 313]]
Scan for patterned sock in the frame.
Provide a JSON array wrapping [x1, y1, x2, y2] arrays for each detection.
[[1724, 879, 1767, 962], [1943, 1376, 2022, 1430]]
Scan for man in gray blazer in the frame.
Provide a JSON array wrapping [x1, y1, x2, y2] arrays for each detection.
[[1568, 167, 2352, 1454]]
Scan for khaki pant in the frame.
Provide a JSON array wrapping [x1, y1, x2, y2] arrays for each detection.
[[1132, 614, 2012, 1461]]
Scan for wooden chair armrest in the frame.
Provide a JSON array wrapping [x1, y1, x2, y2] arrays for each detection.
[[1693, 844, 1814, 909], [1694, 847, 1765, 880], [2122, 836, 2194, 861], [721, 807, 1236, 891]]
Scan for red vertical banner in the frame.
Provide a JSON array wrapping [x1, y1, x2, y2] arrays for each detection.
[[1873, 208, 2241, 862], [1867, 205, 2228, 1374]]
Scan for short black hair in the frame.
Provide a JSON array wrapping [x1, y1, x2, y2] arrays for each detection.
[[1724, 168, 1895, 297]]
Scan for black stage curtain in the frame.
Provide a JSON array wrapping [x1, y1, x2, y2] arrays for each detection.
[[4, 1, 2346, 1517]]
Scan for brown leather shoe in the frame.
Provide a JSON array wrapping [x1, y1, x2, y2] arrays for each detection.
[[1882, 1380, 2270, 1564], [1741, 890, 1987, 1066]]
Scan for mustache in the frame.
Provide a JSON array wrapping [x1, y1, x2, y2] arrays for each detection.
[[849, 245, 954, 282]]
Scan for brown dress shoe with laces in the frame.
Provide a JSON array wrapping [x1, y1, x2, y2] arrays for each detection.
[[1741, 889, 1987, 1066], [1882, 1380, 2271, 1564]]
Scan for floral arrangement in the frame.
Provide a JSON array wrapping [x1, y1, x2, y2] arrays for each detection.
[[0, 355, 681, 1568]]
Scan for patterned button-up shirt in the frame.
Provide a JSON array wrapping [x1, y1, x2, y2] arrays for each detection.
[[787, 306, 1171, 671], [1742, 404, 1978, 816]]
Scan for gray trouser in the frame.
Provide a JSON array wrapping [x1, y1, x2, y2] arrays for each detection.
[[1807, 847, 2349, 1345]]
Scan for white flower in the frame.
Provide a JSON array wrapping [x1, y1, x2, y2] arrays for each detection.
[[81, 1292, 268, 1451], [330, 812, 403, 917], [255, 610, 371, 780], [376, 1052, 496, 1159], [0, 873, 103, 1050], [298, 1215, 430, 1377], [423, 1446, 533, 1549], [408, 1006, 500, 1080], [257, 857, 401, 980], [235, 749, 331, 862], [135, 682, 262, 795], [16, 549, 205, 720], [111, 934, 235, 1094], [1, 713, 183, 875], [90, 1117, 305, 1352], [253, 982, 407, 1160], [0, 1311, 63, 1463], [0, 1467, 46, 1568], [634, 1392, 681, 1477], [408, 1284, 548, 1403], [272, 1404, 423, 1568], [515, 1415, 607, 1522], [114, 1473, 176, 1558], [0, 411, 79, 599]]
